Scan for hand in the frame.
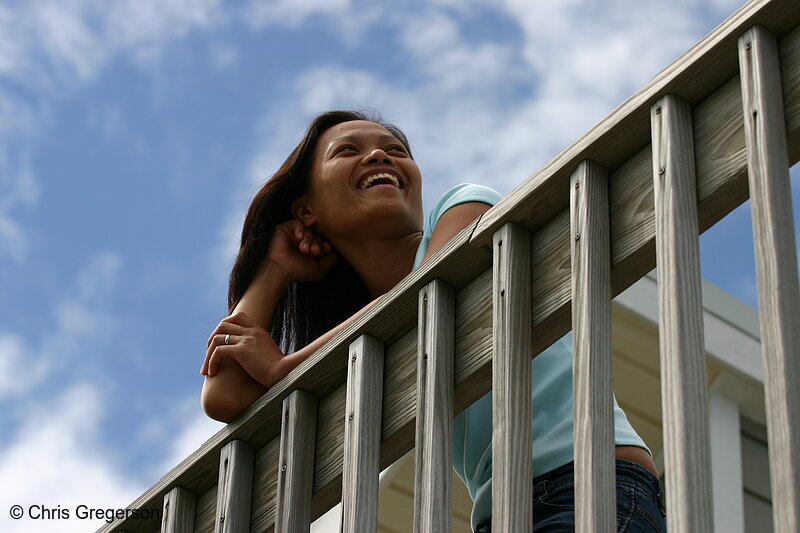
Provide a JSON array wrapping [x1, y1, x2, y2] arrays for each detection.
[[201, 312, 286, 388], [262, 219, 338, 284]]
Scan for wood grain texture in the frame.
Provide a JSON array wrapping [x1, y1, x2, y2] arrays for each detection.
[[651, 94, 713, 533], [249, 433, 280, 532], [275, 390, 318, 533], [492, 222, 533, 531], [192, 486, 216, 533], [341, 335, 385, 532], [98, 9, 800, 533], [739, 25, 800, 533], [413, 280, 455, 533], [161, 487, 196, 533], [215, 440, 255, 533], [570, 160, 615, 533]]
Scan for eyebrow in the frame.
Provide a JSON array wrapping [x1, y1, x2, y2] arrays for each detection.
[[326, 133, 402, 149]]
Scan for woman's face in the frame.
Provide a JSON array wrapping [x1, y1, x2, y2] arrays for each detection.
[[297, 120, 423, 241]]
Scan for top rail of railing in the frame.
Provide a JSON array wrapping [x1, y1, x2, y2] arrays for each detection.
[[101, 0, 800, 530]]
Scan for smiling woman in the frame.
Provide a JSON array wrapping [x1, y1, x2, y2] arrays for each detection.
[[198, 109, 666, 533], [199, 110, 429, 420]]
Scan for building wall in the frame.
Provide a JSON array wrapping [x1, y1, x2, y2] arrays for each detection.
[[741, 418, 773, 533]]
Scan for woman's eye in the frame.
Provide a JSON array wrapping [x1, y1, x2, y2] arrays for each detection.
[[388, 145, 407, 154], [334, 145, 357, 155]]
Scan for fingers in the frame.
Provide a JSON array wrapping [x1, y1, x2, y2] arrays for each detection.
[[202, 313, 255, 375], [206, 319, 248, 349], [202, 344, 237, 377], [296, 226, 332, 256]]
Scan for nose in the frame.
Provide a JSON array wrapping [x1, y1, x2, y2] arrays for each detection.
[[363, 149, 392, 165]]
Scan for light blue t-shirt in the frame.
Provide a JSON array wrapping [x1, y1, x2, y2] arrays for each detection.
[[412, 183, 650, 530]]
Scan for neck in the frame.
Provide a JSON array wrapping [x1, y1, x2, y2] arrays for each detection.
[[333, 232, 423, 297]]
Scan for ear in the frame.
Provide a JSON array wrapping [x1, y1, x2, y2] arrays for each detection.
[[291, 196, 317, 227]]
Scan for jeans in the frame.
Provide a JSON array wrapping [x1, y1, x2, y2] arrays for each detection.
[[475, 459, 667, 532]]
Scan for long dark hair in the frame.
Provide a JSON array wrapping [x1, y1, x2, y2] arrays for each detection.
[[228, 110, 413, 352]]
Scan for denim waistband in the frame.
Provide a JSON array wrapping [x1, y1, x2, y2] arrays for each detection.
[[532, 458, 662, 500], [475, 459, 665, 533]]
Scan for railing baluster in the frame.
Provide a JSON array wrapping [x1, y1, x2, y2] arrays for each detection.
[[413, 279, 455, 533], [161, 486, 197, 533], [492, 222, 532, 531], [275, 390, 318, 533], [738, 25, 800, 533], [341, 335, 385, 532], [215, 440, 255, 533], [570, 160, 615, 533], [651, 93, 713, 533]]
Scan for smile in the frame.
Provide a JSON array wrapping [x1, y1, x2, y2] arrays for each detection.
[[358, 172, 401, 189]]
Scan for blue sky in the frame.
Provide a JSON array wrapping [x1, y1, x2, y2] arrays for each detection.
[[1, 0, 797, 531]]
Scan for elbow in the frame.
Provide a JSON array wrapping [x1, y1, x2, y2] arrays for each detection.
[[200, 366, 269, 423], [201, 379, 246, 423]]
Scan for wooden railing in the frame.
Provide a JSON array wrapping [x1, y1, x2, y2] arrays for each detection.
[[101, 0, 800, 531]]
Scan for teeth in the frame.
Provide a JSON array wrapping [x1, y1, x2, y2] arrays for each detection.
[[359, 172, 400, 189]]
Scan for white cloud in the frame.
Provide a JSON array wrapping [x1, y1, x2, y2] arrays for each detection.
[[0, 0, 220, 93], [0, 252, 122, 401], [31, 0, 105, 82], [397, 10, 516, 93], [0, 383, 142, 533], [0, 335, 50, 402], [208, 41, 238, 70], [245, 0, 351, 29], [0, 156, 40, 262], [156, 409, 224, 476], [0, 0, 223, 261]]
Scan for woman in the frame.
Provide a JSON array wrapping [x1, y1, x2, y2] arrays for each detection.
[[200, 110, 667, 532]]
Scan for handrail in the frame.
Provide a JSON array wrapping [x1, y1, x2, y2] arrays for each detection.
[[101, 0, 800, 531]]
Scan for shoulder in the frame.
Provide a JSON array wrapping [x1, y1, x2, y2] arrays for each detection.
[[416, 184, 503, 266], [427, 183, 503, 228]]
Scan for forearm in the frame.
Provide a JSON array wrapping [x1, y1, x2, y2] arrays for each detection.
[[232, 261, 291, 330], [202, 262, 289, 422], [202, 295, 379, 423]]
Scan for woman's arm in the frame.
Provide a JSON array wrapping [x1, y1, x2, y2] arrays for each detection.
[[420, 201, 493, 264], [201, 220, 336, 422], [199, 262, 289, 422], [201, 202, 492, 422]]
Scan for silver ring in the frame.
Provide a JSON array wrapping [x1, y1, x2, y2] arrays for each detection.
[[224, 334, 231, 345]]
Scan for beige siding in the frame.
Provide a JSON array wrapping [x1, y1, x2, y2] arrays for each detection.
[[742, 419, 773, 533], [377, 451, 472, 533]]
